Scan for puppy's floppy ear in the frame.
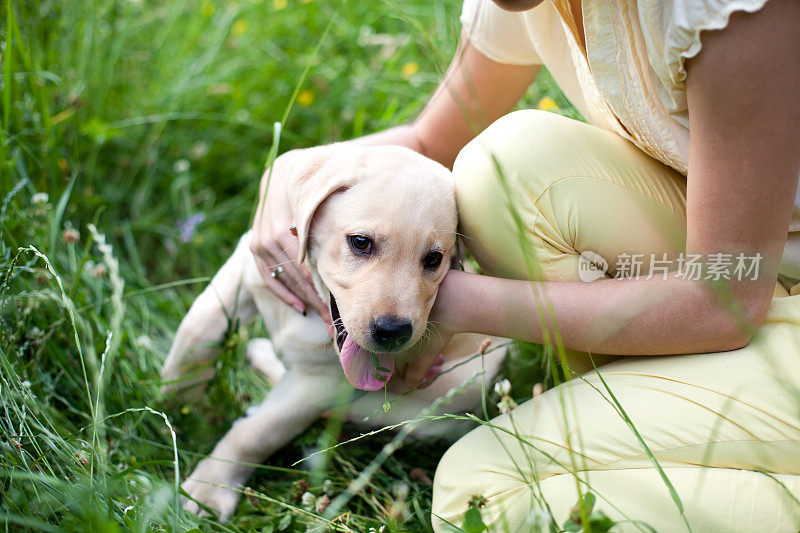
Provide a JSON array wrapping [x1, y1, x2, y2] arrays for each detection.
[[284, 143, 363, 263]]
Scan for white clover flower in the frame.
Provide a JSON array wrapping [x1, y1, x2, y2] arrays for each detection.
[[190, 141, 210, 160], [494, 378, 511, 397], [300, 491, 316, 510], [322, 478, 334, 496], [32, 192, 49, 205], [172, 159, 190, 173]]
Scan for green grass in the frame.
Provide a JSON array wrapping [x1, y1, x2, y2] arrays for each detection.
[[0, 0, 579, 530]]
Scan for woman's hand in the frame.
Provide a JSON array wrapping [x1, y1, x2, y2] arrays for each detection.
[[401, 330, 453, 388], [250, 152, 332, 324]]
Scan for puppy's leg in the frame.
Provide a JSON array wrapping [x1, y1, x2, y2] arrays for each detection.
[[246, 338, 285, 386], [182, 368, 342, 521], [161, 235, 258, 399]]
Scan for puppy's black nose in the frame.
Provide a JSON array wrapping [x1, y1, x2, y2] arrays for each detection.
[[371, 316, 413, 351]]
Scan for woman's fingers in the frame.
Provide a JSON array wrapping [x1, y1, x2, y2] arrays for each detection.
[[268, 235, 332, 323], [295, 263, 330, 320], [252, 253, 305, 312], [262, 243, 313, 309], [252, 236, 332, 324], [251, 229, 307, 310], [404, 334, 450, 386], [421, 353, 446, 388]]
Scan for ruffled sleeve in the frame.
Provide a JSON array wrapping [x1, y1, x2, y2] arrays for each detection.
[[460, 0, 542, 65]]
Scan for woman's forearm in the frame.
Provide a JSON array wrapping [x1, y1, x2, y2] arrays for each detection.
[[436, 270, 769, 356]]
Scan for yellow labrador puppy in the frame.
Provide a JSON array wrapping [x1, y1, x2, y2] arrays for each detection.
[[160, 144, 504, 520]]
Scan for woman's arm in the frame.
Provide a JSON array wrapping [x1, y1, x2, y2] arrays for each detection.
[[433, 0, 800, 356], [356, 30, 540, 168]]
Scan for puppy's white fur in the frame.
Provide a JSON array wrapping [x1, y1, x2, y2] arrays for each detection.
[[160, 144, 505, 521]]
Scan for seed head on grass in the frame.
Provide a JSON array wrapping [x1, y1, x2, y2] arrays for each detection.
[[89, 261, 108, 279], [479, 337, 492, 354], [62, 227, 80, 243]]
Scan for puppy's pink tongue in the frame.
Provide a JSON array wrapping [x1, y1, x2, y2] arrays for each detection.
[[339, 335, 394, 391]]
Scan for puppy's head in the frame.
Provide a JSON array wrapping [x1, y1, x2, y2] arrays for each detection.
[[286, 144, 456, 391]]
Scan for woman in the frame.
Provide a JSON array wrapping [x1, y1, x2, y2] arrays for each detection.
[[252, 0, 800, 529]]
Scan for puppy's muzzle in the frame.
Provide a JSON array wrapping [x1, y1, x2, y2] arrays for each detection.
[[371, 315, 413, 351]]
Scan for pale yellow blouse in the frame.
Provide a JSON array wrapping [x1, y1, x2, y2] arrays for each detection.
[[461, 0, 800, 276]]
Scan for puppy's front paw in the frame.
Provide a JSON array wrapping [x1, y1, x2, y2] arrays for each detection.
[[181, 457, 248, 522]]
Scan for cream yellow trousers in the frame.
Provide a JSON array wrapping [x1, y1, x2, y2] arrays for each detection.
[[432, 110, 800, 532]]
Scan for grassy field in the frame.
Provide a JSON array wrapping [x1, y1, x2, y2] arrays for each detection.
[[0, 0, 582, 531]]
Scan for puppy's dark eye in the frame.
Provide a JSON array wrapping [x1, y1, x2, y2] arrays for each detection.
[[423, 251, 443, 270], [348, 235, 373, 255]]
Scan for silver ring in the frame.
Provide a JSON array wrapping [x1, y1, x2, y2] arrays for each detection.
[[271, 266, 284, 278]]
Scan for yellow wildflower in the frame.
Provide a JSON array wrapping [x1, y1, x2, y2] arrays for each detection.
[[401, 62, 419, 79], [232, 19, 249, 36], [274, 0, 287, 10], [536, 96, 560, 112], [297, 90, 315, 106]]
